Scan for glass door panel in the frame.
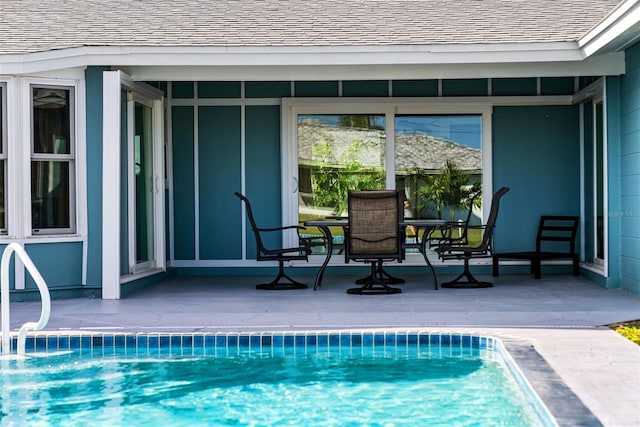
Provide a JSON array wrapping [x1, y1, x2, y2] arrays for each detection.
[[134, 102, 154, 265], [297, 114, 385, 254], [581, 97, 606, 268], [395, 115, 482, 246], [126, 94, 159, 275]]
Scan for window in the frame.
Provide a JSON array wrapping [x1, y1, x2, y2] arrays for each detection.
[[31, 85, 75, 234], [298, 114, 386, 218], [0, 83, 5, 233], [395, 115, 482, 223], [287, 100, 489, 257]]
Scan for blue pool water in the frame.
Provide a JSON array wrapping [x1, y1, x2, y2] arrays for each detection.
[[0, 332, 554, 426]]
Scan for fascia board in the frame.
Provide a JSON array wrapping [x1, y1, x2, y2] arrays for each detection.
[[1, 42, 587, 74], [580, 0, 640, 56], [124, 54, 625, 81]]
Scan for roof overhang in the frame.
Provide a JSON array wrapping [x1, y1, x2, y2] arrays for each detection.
[[0, 41, 626, 79], [580, 0, 640, 56]]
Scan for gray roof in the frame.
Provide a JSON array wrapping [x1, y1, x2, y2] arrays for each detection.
[[0, 0, 622, 55]]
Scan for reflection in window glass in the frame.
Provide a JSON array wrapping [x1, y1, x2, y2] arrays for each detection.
[[298, 114, 385, 253], [395, 115, 482, 227], [31, 161, 70, 230], [31, 86, 74, 233], [33, 88, 71, 154]]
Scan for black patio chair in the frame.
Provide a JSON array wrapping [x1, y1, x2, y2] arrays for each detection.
[[427, 189, 482, 250], [492, 215, 579, 279], [436, 187, 510, 288], [234, 192, 311, 290], [344, 190, 404, 295]]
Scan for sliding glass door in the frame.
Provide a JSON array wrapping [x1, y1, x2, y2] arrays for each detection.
[[582, 96, 606, 270], [125, 91, 164, 275], [286, 101, 488, 258]]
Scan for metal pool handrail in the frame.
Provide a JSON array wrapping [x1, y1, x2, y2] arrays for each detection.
[[1, 243, 51, 356]]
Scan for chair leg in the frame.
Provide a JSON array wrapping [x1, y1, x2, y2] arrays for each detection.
[[532, 258, 541, 279], [347, 262, 402, 295], [492, 255, 500, 277], [441, 258, 493, 288], [572, 255, 580, 276], [256, 261, 308, 290]]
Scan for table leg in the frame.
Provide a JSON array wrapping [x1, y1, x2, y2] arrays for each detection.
[[419, 226, 439, 290], [313, 225, 334, 290]]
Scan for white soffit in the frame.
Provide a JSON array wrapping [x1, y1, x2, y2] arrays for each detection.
[[0, 43, 626, 77]]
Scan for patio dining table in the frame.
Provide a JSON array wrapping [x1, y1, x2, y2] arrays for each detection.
[[303, 218, 447, 291]]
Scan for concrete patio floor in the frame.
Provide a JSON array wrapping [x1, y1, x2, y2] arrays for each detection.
[[7, 273, 640, 426]]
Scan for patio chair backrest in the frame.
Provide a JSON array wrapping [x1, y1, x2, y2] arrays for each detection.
[[536, 215, 579, 254], [234, 192, 265, 252], [346, 190, 403, 259], [477, 186, 510, 251]]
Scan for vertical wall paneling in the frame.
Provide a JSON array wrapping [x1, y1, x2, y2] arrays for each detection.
[[198, 106, 242, 259], [245, 105, 282, 259], [84, 67, 110, 286], [171, 106, 196, 260]]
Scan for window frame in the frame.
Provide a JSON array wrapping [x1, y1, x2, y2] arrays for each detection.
[[29, 83, 77, 235], [0, 82, 6, 234]]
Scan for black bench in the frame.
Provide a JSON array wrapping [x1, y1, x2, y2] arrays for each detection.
[[492, 215, 579, 279]]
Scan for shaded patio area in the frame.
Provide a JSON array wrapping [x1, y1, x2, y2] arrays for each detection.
[[7, 273, 640, 426]]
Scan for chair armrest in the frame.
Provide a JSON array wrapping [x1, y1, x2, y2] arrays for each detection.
[[256, 225, 305, 233], [262, 246, 312, 256]]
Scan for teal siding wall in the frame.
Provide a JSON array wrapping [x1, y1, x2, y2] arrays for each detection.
[[84, 66, 109, 285], [492, 78, 537, 96], [342, 80, 389, 97], [492, 105, 581, 252], [618, 42, 640, 295], [198, 106, 242, 259], [605, 77, 621, 289], [244, 106, 283, 258], [172, 106, 196, 260], [392, 80, 438, 97], [0, 243, 84, 291], [25, 243, 83, 289], [294, 81, 339, 97], [167, 79, 586, 267], [442, 79, 488, 96]]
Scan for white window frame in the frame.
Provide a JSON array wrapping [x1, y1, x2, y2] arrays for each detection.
[[29, 83, 77, 235], [281, 97, 493, 263], [3, 77, 87, 241]]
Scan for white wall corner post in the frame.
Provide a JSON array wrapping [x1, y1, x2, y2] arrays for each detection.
[[102, 71, 122, 300]]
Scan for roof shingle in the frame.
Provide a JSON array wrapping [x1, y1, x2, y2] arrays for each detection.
[[0, 0, 622, 54]]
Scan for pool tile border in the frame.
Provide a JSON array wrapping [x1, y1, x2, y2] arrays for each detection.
[[14, 330, 498, 354]]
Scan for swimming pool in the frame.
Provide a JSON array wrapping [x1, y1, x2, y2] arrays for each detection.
[[1, 331, 555, 426]]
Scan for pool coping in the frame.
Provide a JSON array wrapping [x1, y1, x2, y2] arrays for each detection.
[[8, 328, 602, 426]]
